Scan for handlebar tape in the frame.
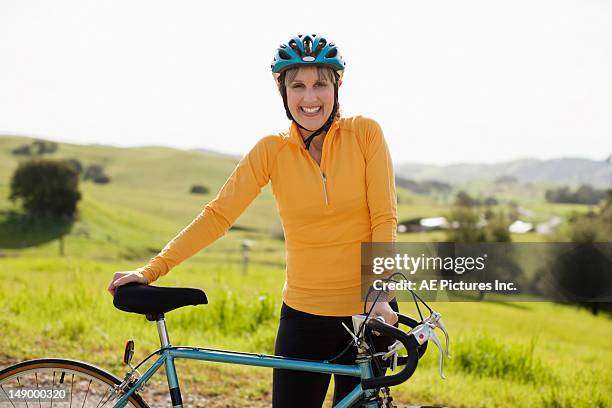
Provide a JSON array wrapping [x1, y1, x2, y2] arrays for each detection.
[[361, 319, 420, 390]]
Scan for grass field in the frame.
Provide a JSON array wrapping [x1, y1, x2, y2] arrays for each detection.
[[1, 136, 610, 407], [0, 257, 610, 407]]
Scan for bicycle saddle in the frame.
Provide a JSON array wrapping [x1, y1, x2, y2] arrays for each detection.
[[113, 283, 208, 319]]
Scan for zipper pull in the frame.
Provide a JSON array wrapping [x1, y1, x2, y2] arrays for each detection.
[[320, 171, 329, 206]]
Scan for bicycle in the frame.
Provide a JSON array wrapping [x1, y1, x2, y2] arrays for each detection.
[[0, 282, 451, 408]]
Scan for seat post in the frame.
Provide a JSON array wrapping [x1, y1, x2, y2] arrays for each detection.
[[156, 314, 171, 347]]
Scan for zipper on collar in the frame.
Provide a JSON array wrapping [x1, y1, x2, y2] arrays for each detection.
[[289, 119, 339, 207], [321, 171, 329, 206]]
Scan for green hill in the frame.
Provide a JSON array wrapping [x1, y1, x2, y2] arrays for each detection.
[[0, 136, 596, 259], [0, 135, 448, 262], [0, 136, 284, 263]]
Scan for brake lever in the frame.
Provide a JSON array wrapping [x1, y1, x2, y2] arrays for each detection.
[[410, 322, 447, 379], [429, 330, 446, 379], [426, 312, 451, 359], [436, 317, 451, 360]]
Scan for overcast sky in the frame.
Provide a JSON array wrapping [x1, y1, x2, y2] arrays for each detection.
[[1, 0, 610, 165]]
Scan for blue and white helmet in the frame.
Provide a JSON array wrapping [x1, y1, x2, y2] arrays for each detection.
[[271, 34, 346, 83]]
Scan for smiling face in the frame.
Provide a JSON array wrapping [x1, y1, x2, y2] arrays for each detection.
[[284, 66, 337, 134]]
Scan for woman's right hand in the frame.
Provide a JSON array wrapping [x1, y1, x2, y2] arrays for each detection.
[[107, 269, 149, 296]]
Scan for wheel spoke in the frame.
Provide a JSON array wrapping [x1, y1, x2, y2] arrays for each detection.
[[0, 384, 18, 408], [93, 384, 114, 408], [96, 391, 116, 408], [34, 372, 41, 408], [69, 374, 74, 408], [51, 370, 55, 408], [16, 377, 30, 408], [80, 379, 92, 408]]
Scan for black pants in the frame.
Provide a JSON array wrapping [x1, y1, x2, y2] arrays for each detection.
[[272, 300, 399, 408]]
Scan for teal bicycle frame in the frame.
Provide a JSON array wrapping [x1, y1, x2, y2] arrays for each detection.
[[113, 316, 381, 408]]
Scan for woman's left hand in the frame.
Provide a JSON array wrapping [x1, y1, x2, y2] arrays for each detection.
[[365, 301, 398, 326]]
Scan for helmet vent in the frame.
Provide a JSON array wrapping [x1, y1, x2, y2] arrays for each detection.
[[288, 40, 301, 55], [314, 38, 326, 55], [279, 50, 292, 60], [304, 38, 312, 55], [325, 48, 338, 58]]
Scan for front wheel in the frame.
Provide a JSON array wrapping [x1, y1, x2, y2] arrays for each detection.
[[0, 358, 149, 408]]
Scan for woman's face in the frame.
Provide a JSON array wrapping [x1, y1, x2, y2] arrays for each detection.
[[285, 66, 336, 133]]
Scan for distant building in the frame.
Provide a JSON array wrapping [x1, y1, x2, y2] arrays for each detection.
[[508, 220, 533, 234], [398, 216, 449, 233], [420, 217, 449, 229], [535, 216, 563, 234]]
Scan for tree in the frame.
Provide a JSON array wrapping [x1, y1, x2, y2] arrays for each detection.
[[545, 184, 606, 205], [10, 160, 82, 219], [83, 164, 104, 181], [394, 177, 452, 196], [11, 145, 31, 156], [483, 196, 499, 206], [93, 175, 110, 184], [61, 159, 83, 175], [421, 179, 452, 194], [190, 185, 210, 195], [486, 211, 512, 242], [541, 190, 612, 315], [395, 176, 428, 194], [11, 140, 58, 157], [446, 207, 486, 242], [444, 207, 514, 300], [83, 164, 111, 184], [454, 191, 479, 207], [31, 139, 58, 155]]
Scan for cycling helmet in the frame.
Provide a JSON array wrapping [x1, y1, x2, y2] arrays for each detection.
[[271, 34, 346, 149], [271, 34, 346, 84]]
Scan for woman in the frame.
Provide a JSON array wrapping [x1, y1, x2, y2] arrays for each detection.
[[108, 33, 399, 407]]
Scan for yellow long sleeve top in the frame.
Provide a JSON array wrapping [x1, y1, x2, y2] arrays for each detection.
[[141, 115, 397, 316]]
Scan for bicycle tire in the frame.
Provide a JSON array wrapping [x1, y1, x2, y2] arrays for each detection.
[[0, 358, 149, 408]]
